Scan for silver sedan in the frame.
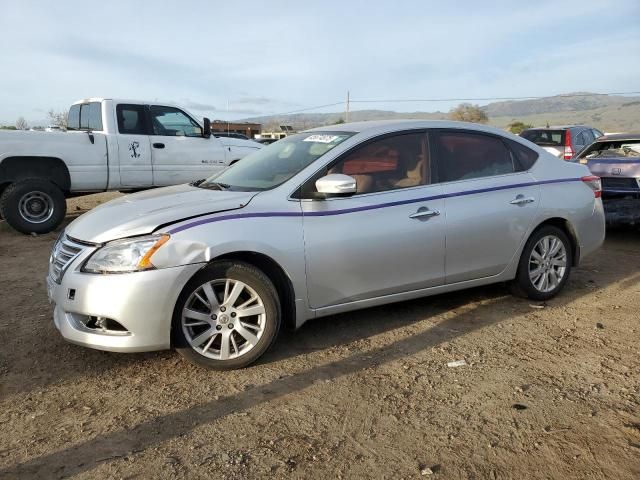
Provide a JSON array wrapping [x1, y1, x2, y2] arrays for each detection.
[[47, 120, 605, 369]]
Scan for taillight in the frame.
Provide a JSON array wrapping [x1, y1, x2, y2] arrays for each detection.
[[581, 175, 601, 198], [564, 130, 574, 160]]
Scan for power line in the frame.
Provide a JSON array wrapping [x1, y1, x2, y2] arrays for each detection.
[[349, 91, 640, 104], [261, 90, 640, 119], [267, 101, 345, 116]]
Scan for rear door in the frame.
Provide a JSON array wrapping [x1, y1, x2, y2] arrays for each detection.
[[430, 129, 540, 284], [115, 104, 153, 187], [65, 101, 109, 190], [148, 105, 227, 186]]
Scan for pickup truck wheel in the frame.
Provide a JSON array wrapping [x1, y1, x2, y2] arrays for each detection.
[[0, 179, 66, 234], [173, 261, 281, 370]]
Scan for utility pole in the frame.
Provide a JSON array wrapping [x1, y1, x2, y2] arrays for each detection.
[[346, 90, 350, 123]]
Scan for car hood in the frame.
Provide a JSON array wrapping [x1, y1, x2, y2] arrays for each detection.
[[66, 184, 258, 243]]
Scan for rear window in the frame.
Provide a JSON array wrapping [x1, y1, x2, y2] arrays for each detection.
[[521, 129, 565, 146], [506, 139, 539, 170], [67, 102, 102, 131], [431, 130, 515, 182]]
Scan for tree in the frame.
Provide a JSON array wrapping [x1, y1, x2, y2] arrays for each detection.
[[15, 117, 28, 130], [448, 103, 488, 124], [47, 109, 68, 128], [333, 117, 345, 124], [507, 121, 533, 135]]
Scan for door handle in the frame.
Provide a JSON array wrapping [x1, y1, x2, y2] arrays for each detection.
[[409, 207, 440, 219], [510, 195, 535, 206], [153, 142, 165, 149]]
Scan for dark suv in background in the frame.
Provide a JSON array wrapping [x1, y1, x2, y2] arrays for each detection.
[[521, 125, 603, 160]]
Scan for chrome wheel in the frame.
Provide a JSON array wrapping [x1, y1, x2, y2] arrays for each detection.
[[18, 191, 54, 224], [181, 278, 266, 360], [528, 235, 567, 293]]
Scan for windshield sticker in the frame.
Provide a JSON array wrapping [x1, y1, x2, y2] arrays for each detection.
[[303, 134, 341, 143]]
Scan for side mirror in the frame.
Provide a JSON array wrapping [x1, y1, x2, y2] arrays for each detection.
[[202, 117, 211, 139], [315, 174, 357, 197]]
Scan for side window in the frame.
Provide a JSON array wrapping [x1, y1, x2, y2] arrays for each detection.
[[506, 139, 539, 171], [79, 102, 103, 131], [582, 129, 595, 144], [431, 130, 515, 183], [67, 105, 80, 130], [116, 104, 148, 135], [592, 129, 603, 139], [149, 106, 202, 137], [319, 132, 429, 195]]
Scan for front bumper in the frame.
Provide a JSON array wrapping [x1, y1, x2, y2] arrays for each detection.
[[48, 262, 205, 353]]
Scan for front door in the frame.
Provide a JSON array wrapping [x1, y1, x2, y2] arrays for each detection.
[[148, 105, 228, 186], [300, 131, 446, 309], [115, 103, 153, 187], [429, 129, 540, 284]]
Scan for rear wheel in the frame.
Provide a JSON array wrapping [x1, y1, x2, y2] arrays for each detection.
[[173, 261, 281, 370], [0, 178, 66, 234], [511, 225, 572, 301]]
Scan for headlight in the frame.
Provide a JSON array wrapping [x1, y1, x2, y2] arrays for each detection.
[[82, 234, 170, 273]]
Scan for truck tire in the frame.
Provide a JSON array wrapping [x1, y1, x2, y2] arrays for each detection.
[[0, 179, 67, 234]]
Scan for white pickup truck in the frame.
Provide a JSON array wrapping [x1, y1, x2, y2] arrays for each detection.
[[0, 98, 261, 234]]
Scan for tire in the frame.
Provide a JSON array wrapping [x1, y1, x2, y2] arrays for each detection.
[[0, 178, 66, 234], [510, 225, 572, 301], [173, 261, 281, 370]]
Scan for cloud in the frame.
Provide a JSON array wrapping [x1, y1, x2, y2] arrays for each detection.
[[1, 0, 638, 121], [181, 101, 218, 112]]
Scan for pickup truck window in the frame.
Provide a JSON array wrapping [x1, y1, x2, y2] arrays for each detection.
[[68, 102, 102, 131], [149, 106, 202, 137], [116, 104, 148, 135]]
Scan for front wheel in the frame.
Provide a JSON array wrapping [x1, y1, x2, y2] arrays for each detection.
[[511, 225, 572, 301], [0, 178, 66, 234], [173, 261, 281, 370]]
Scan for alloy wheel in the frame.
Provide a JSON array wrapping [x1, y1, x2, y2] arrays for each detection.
[[181, 278, 266, 360], [528, 235, 567, 293]]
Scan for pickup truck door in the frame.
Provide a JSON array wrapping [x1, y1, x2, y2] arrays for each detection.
[[115, 104, 153, 187], [148, 105, 227, 186]]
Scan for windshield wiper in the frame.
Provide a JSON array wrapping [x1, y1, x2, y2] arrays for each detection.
[[198, 181, 230, 191], [189, 178, 206, 187]]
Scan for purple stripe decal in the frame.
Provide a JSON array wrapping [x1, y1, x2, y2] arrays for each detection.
[[168, 177, 582, 234]]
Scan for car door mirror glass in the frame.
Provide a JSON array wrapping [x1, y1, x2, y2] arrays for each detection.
[[316, 174, 357, 197]]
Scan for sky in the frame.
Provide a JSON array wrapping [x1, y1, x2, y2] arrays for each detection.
[[1, 0, 639, 124]]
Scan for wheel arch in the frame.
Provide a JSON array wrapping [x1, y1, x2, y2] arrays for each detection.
[[205, 251, 297, 331], [0, 156, 71, 192], [529, 217, 580, 266]]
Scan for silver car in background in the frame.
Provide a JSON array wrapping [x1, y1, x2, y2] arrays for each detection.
[[47, 120, 605, 369]]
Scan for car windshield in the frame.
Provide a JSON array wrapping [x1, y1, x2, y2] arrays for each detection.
[[199, 132, 354, 191], [521, 129, 565, 146], [582, 141, 640, 159]]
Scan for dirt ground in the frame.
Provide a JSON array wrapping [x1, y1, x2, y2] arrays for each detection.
[[0, 193, 639, 479]]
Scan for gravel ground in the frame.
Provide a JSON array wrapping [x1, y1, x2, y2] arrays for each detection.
[[0, 193, 639, 479]]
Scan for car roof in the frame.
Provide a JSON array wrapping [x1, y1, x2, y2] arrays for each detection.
[[72, 98, 184, 109], [594, 133, 640, 142], [523, 125, 588, 131], [305, 119, 513, 137]]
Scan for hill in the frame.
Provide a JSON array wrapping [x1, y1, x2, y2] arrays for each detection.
[[244, 93, 640, 133]]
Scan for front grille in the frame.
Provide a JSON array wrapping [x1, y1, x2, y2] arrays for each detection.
[[601, 177, 639, 191], [49, 235, 87, 283]]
